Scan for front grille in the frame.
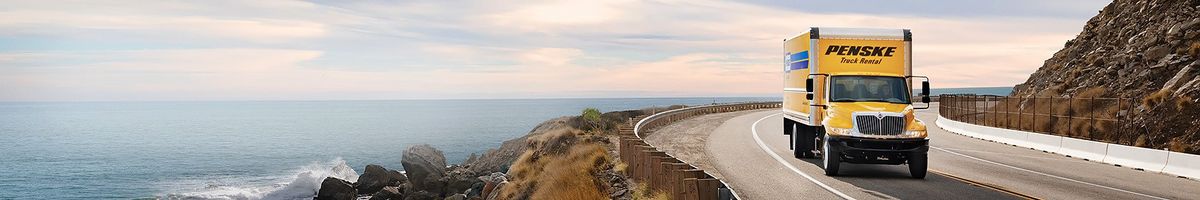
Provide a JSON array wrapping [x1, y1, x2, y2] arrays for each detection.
[[855, 115, 905, 135]]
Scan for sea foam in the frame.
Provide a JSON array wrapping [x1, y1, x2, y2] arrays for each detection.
[[163, 158, 360, 200]]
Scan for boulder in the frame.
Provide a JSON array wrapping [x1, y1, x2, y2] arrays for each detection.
[[443, 166, 479, 195], [369, 186, 404, 200], [465, 182, 484, 198], [316, 177, 357, 200], [1146, 45, 1171, 60], [358, 164, 409, 194], [402, 144, 448, 194], [1163, 61, 1198, 93], [477, 172, 507, 199], [484, 181, 506, 200]]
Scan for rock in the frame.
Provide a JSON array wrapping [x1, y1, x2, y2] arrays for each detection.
[[484, 181, 507, 200], [404, 190, 438, 200], [1146, 45, 1171, 60], [477, 172, 506, 200], [1177, 78, 1200, 95], [316, 177, 357, 200], [1162, 62, 1198, 93], [462, 153, 478, 166], [1181, 19, 1200, 31], [443, 166, 479, 196], [466, 182, 484, 198], [358, 164, 409, 194], [402, 144, 448, 195], [1168, 23, 1182, 37], [370, 186, 404, 200], [444, 194, 467, 200], [610, 189, 627, 198], [467, 117, 573, 174]]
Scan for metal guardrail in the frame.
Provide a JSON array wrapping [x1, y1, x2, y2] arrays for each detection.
[[938, 94, 1130, 138], [618, 102, 781, 200]]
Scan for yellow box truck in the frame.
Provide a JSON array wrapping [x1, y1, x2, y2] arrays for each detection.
[[783, 27, 932, 178]]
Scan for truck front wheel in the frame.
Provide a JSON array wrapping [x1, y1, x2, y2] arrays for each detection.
[[822, 136, 841, 176], [909, 152, 928, 179]]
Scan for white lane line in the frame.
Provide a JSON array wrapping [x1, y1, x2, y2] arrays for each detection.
[[751, 113, 856, 200], [932, 146, 1168, 200]]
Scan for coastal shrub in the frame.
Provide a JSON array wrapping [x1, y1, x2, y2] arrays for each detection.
[[581, 108, 603, 131]]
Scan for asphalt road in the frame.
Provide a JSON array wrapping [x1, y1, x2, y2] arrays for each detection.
[[685, 103, 1200, 200]]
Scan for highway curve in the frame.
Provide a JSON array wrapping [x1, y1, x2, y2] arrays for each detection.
[[650, 103, 1200, 200]]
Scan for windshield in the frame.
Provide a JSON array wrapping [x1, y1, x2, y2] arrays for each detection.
[[829, 76, 910, 104]]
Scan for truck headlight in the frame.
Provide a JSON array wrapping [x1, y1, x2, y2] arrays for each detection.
[[827, 127, 853, 136], [904, 130, 926, 137]]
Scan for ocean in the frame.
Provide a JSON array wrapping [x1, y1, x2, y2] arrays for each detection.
[[0, 97, 777, 199]]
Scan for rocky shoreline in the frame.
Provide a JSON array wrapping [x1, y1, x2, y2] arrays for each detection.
[[309, 107, 674, 200]]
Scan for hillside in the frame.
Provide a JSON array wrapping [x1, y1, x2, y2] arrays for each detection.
[[1010, 0, 1200, 152]]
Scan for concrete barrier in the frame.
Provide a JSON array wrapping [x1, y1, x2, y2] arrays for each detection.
[[1164, 152, 1200, 179], [936, 116, 989, 141], [1024, 131, 1063, 153], [941, 116, 1031, 147], [1103, 144, 1169, 172], [937, 114, 1200, 179], [1059, 137, 1109, 161]]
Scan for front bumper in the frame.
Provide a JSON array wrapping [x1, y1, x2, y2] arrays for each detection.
[[827, 136, 928, 165]]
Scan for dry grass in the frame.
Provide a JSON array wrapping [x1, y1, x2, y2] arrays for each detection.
[[497, 129, 610, 200], [1189, 42, 1200, 57], [1175, 96, 1193, 111], [613, 160, 628, 174], [630, 182, 669, 200], [1142, 90, 1172, 109], [1168, 137, 1190, 152]]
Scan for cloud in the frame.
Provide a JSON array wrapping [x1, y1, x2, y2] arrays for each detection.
[[0, 0, 1109, 101], [489, 0, 634, 30], [518, 48, 585, 66], [0, 0, 343, 43]]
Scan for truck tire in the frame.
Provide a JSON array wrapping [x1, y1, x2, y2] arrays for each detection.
[[783, 118, 794, 135], [822, 136, 840, 176], [909, 152, 927, 179]]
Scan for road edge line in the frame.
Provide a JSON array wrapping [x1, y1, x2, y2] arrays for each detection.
[[751, 112, 857, 200]]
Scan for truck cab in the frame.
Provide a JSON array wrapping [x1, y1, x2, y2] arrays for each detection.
[[782, 27, 932, 179]]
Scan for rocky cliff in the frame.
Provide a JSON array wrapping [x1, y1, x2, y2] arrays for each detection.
[[1011, 0, 1200, 152]]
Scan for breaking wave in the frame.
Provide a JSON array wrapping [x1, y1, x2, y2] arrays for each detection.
[[161, 158, 360, 200]]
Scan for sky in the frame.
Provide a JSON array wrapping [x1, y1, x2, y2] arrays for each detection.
[[0, 0, 1110, 101]]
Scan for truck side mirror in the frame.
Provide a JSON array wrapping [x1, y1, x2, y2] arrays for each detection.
[[921, 81, 931, 103], [805, 78, 814, 100]]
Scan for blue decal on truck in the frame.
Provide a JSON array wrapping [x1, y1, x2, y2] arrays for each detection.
[[786, 50, 810, 71], [790, 60, 809, 70]]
